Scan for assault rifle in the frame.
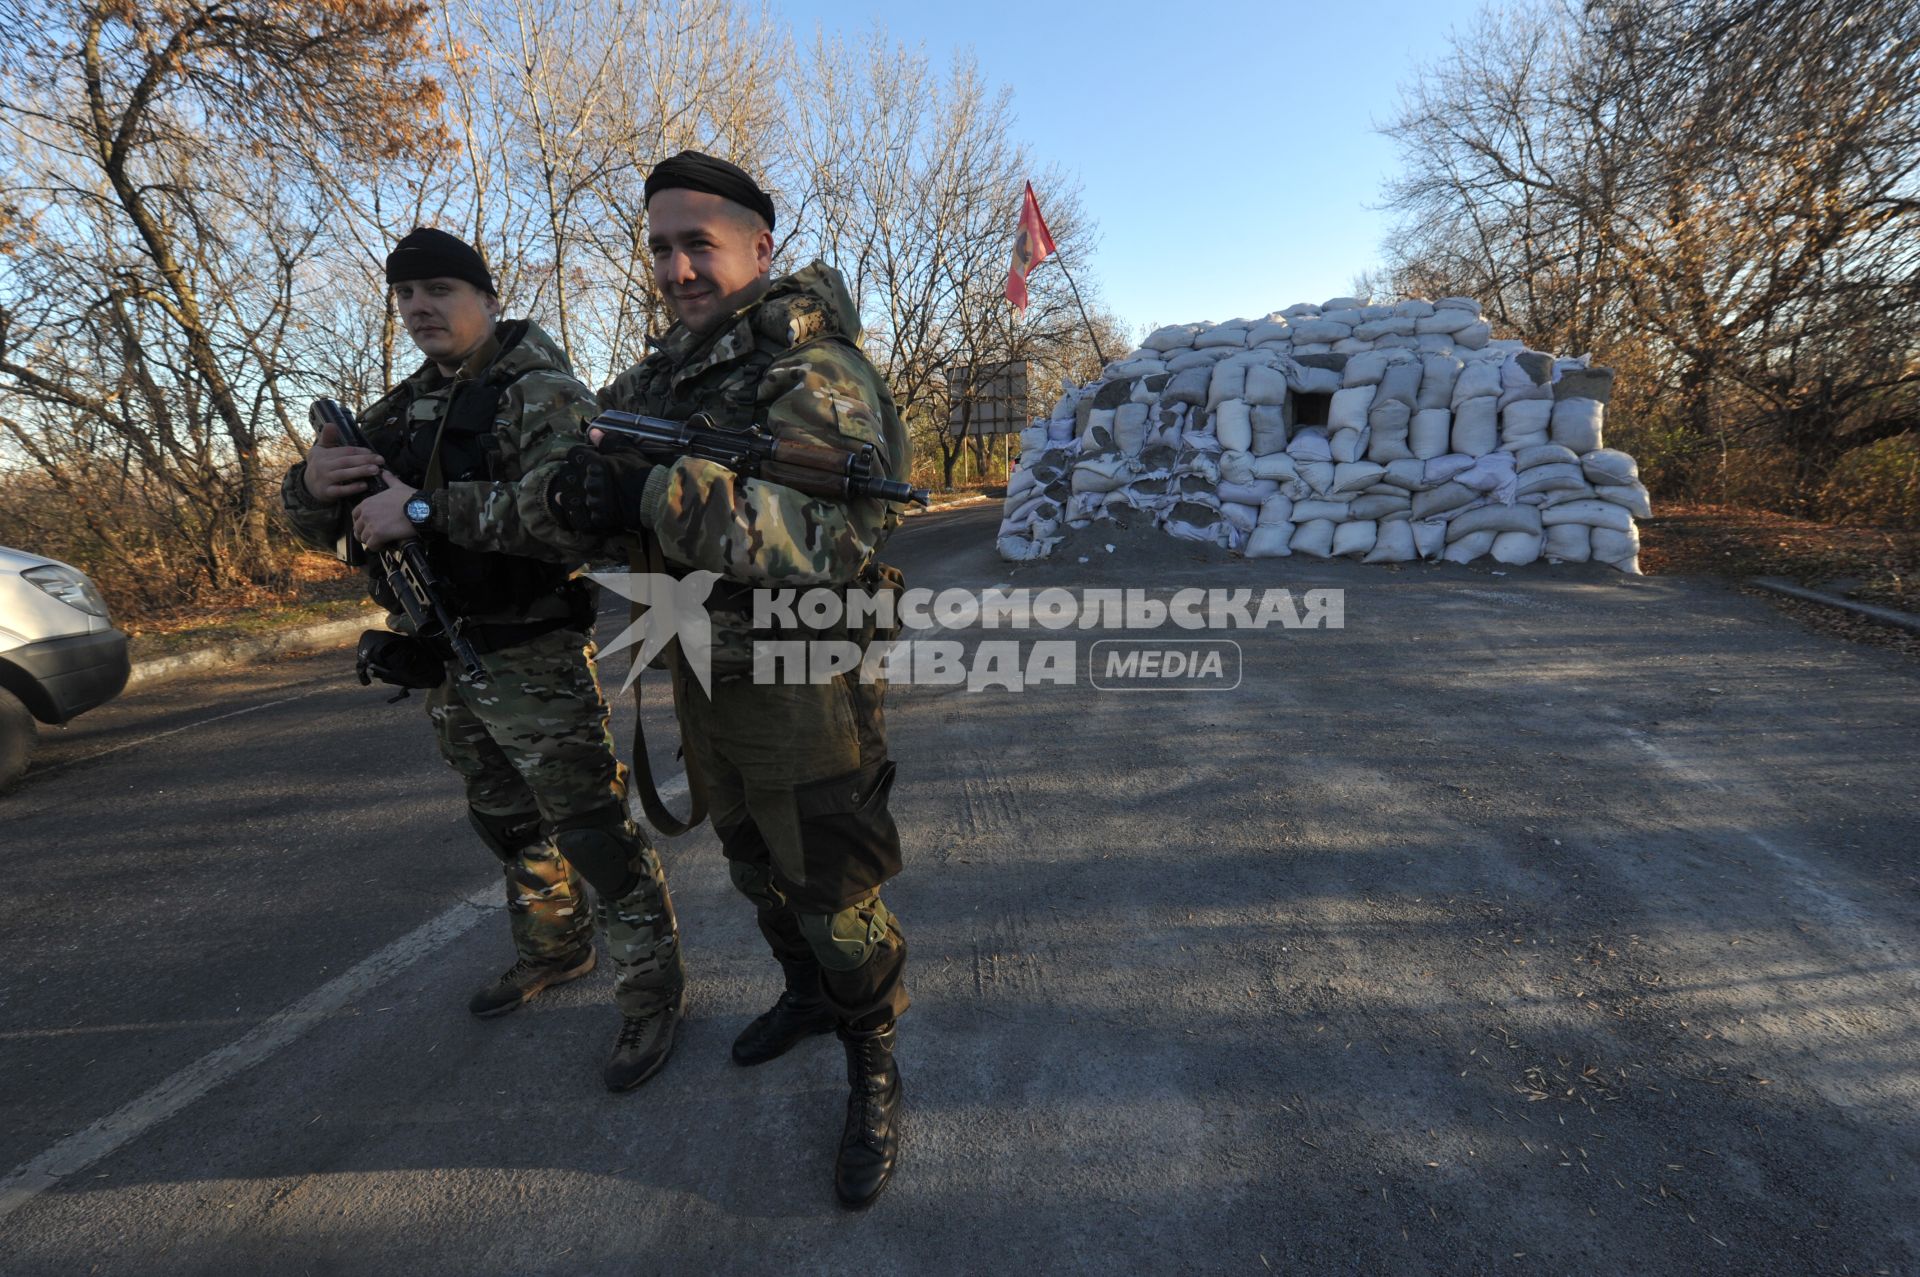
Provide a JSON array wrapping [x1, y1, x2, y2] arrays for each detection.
[[310, 399, 488, 682], [588, 410, 930, 508]]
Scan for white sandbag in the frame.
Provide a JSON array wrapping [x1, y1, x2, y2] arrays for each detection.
[[1381, 458, 1428, 490], [1291, 498, 1351, 522], [1424, 454, 1475, 485], [1215, 399, 1253, 452], [997, 534, 1055, 562], [1500, 399, 1553, 445], [1411, 481, 1478, 520], [1354, 317, 1417, 341], [1377, 362, 1424, 408], [1451, 452, 1517, 502], [1595, 482, 1652, 519], [1080, 408, 1116, 449], [1581, 448, 1639, 485], [1394, 299, 1436, 319], [1244, 364, 1289, 407], [1349, 492, 1412, 520], [1207, 361, 1248, 410], [1142, 324, 1199, 352], [1451, 397, 1499, 456], [1019, 424, 1050, 454], [1329, 427, 1370, 463], [1591, 525, 1641, 563], [1217, 450, 1255, 484], [1289, 518, 1337, 558], [1417, 309, 1478, 336], [1288, 319, 1351, 344], [1113, 403, 1151, 454], [1443, 530, 1497, 562], [1218, 479, 1281, 506], [1490, 530, 1542, 565], [1071, 455, 1134, 494], [1366, 400, 1413, 462], [1332, 520, 1378, 558], [1342, 351, 1396, 386], [1006, 465, 1040, 501], [1450, 361, 1502, 408], [1410, 408, 1451, 459], [1328, 385, 1376, 432], [1295, 460, 1336, 494], [1363, 518, 1417, 563], [1514, 443, 1579, 471], [1244, 524, 1293, 558], [1251, 452, 1299, 481], [1515, 462, 1589, 497], [1287, 428, 1333, 462], [1162, 366, 1210, 406], [1331, 461, 1386, 494], [1258, 494, 1295, 525], [1417, 354, 1463, 409], [1435, 295, 1482, 314], [1543, 523, 1591, 562], [1453, 321, 1491, 350], [1246, 321, 1292, 346], [1447, 503, 1541, 539], [1046, 417, 1076, 443], [1541, 499, 1634, 533], [1550, 398, 1604, 453], [1247, 404, 1287, 454], [1193, 325, 1249, 350], [1219, 501, 1260, 534], [1413, 518, 1448, 560], [1166, 348, 1222, 373]]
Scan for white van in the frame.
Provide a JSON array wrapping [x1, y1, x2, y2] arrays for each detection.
[[0, 547, 130, 790]]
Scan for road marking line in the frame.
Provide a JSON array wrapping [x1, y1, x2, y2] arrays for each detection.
[[0, 774, 689, 1222], [33, 682, 345, 776]]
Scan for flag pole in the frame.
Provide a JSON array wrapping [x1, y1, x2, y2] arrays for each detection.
[[1031, 253, 1109, 370]]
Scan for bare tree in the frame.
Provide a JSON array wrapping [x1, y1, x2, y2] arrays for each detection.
[[0, 0, 443, 600]]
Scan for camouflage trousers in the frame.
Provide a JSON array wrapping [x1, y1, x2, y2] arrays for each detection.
[[674, 665, 907, 1032], [426, 627, 683, 1015]]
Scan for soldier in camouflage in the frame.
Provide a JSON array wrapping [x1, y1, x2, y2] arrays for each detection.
[[280, 227, 686, 1092], [534, 152, 911, 1208]]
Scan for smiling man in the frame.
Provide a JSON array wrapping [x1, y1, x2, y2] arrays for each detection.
[[534, 152, 914, 1208], [279, 227, 688, 1092]]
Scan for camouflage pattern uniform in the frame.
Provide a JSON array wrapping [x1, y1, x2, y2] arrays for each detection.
[[281, 320, 683, 1018], [529, 263, 910, 1031]]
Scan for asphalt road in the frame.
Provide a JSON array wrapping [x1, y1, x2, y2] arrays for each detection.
[[1, 505, 1915, 1275]]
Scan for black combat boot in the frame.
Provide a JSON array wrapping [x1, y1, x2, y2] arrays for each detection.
[[833, 1022, 901, 1209], [731, 986, 837, 1066], [604, 986, 687, 1092], [467, 947, 596, 1019]]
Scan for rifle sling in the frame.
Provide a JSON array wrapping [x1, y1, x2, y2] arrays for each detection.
[[627, 534, 709, 838]]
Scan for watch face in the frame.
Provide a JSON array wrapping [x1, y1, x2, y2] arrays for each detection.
[[406, 496, 432, 525]]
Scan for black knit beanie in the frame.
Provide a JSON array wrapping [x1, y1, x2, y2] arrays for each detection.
[[385, 227, 496, 296]]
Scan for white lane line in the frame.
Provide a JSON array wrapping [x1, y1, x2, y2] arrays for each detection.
[[32, 682, 345, 776], [0, 772, 691, 1223]]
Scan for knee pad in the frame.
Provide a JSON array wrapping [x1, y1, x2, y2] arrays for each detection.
[[549, 805, 643, 899], [468, 807, 543, 864], [726, 857, 786, 914], [798, 897, 894, 973]]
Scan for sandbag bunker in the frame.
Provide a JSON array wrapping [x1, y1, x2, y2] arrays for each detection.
[[996, 297, 1648, 572]]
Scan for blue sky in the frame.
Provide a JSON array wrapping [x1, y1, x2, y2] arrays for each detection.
[[777, 0, 1484, 340]]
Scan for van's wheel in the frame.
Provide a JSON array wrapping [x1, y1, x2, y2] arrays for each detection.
[[0, 687, 36, 793]]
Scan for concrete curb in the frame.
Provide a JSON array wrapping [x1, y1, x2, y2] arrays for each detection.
[[126, 612, 386, 691], [1748, 576, 1920, 636], [906, 494, 997, 517]]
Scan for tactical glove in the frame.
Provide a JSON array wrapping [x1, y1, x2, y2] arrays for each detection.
[[546, 446, 654, 534]]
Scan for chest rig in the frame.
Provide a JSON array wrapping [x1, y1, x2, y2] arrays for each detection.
[[366, 322, 573, 619]]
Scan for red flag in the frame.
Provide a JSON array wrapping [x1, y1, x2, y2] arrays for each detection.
[[1005, 182, 1057, 312]]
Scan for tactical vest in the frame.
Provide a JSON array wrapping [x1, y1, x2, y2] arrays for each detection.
[[369, 321, 574, 619]]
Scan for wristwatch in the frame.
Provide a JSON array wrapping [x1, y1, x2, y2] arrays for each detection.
[[405, 495, 434, 529]]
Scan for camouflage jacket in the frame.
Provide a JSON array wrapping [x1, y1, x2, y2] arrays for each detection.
[[539, 262, 909, 668], [281, 320, 600, 624]]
